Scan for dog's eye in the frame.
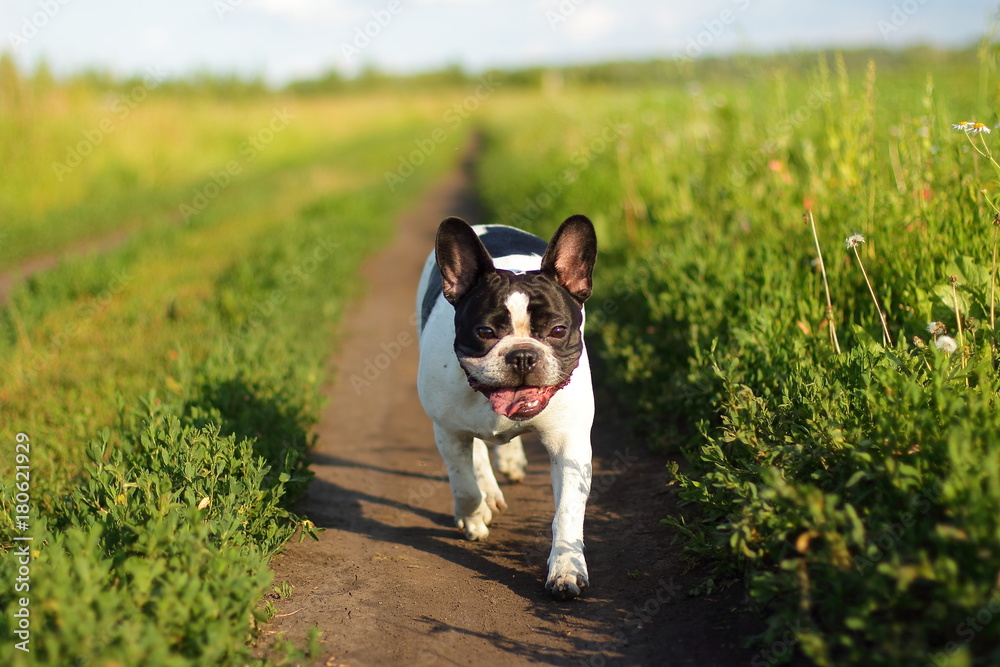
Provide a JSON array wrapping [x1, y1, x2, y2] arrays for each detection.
[[549, 326, 568, 339], [475, 326, 497, 340]]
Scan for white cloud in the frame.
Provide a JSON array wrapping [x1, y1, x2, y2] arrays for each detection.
[[564, 4, 621, 42], [411, 0, 493, 4], [138, 27, 172, 53], [251, 0, 356, 23]]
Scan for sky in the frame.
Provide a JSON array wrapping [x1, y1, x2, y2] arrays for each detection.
[[2, 0, 997, 85]]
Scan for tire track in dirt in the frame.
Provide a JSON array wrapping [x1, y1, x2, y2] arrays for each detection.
[[262, 141, 763, 666], [0, 228, 133, 305]]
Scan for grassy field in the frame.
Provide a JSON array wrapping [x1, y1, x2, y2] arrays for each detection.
[[477, 47, 1000, 665], [4, 43, 1000, 666], [0, 65, 464, 664]]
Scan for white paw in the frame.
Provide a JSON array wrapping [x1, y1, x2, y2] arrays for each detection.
[[484, 488, 507, 515], [455, 495, 493, 541], [546, 554, 589, 600], [494, 440, 528, 483], [456, 513, 491, 541]]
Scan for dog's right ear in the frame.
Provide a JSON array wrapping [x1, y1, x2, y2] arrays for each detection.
[[435, 217, 495, 304]]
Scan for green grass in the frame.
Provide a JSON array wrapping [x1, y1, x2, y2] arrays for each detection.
[[0, 82, 445, 267], [7, 45, 1000, 666], [478, 47, 1000, 665], [0, 73, 463, 664]]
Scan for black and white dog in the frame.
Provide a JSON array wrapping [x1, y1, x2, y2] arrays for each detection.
[[416, 215, 597, 600]]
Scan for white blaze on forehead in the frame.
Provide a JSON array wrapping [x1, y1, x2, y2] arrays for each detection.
[[505, 291, 531, 337]]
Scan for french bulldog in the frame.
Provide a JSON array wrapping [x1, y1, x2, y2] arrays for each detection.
[[415, 215, 597, 600]]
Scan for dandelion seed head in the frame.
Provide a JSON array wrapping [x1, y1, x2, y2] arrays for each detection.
[[935, 335, 958, 354], [927, 321, 946, 336], [845, 234, 865, 249]]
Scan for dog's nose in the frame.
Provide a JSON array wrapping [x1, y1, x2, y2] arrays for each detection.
[[505, 346, 538, 374]]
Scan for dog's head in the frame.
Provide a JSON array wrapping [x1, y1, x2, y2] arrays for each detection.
[[435, 215, 597, 421]]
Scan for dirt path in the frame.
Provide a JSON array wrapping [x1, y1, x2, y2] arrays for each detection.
[[263, 145, 762, 666]]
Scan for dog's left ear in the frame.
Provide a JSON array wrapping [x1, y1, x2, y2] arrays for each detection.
[[436, 217, 496, 304], [541, 215, 597, 303]]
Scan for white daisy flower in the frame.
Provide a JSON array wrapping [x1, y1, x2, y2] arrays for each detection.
[[953, 121, 975, 131], [935, 335, 958, 354], [969, 123, 991, 135], [845, 234, 865, 249]]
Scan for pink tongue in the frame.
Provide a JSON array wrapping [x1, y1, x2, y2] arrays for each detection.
[[489, 386, 546, 419]]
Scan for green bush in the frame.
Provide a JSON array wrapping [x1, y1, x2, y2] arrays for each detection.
[[478, 47, 1000, 665], [0, 398, 303, 666]]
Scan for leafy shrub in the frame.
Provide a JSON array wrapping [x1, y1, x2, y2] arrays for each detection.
[[0, 394, 312, 666], [478, 48, 1000, 665]]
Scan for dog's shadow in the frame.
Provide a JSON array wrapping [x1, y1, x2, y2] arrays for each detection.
[[288, 426, 687, 666], [298, 435, 562, 581]]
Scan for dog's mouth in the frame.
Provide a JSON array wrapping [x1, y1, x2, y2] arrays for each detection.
[[468, 380, 568, 421]]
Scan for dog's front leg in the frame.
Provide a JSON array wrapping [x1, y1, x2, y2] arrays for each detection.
[[541, 430, 592, 600], [433, 424, 494, 541]]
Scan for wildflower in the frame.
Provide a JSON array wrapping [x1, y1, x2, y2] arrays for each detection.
[[953, 121, 992, 134], [935, 336, 958, 354], [846, 232, 892, 346], [927, 321, 946, 336]]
